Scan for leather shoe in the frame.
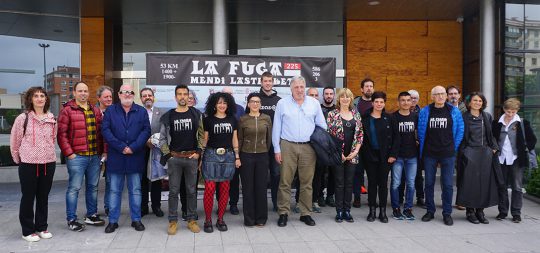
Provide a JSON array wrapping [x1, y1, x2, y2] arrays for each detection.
[[496, 213, 507, 220], [203, 220, 213, 233], [443, 215, 453, 226], [216, 220, 228, 231], [475, 210, 489, 224], [230, 205, 240, 215], [299, 215, 316, 226], [277, 214, 288, 227], [105, 223, 118, 233], [421, 212, 434, 222], [131, 221, 145, 231], [152, 207, 164, 217]]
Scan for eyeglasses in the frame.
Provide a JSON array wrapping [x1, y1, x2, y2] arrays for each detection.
[[119, 90, 135, 95], [249, 100, 261, 104], [411, 97, 419, 100]]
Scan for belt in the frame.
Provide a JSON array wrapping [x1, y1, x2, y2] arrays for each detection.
[[207, 147, 232, 155], [283, 139, 310, 145], [171, 150, 197, 158]]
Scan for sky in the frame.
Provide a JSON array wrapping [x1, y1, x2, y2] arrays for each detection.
[[0, 35, 79, 94]]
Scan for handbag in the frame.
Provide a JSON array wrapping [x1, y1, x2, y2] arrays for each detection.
[[520, 121, 538, 169]]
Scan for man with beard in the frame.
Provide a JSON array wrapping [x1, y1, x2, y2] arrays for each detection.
[[96, 86, 113, 216], [351, 78, 375, 207], [58, 82, 106, 231], [159, 85, 203, 234], [447, 85, 466, 113], [259, 71, 281, 211], [140, 88, 165, 217], [102, 84, 151, 233]]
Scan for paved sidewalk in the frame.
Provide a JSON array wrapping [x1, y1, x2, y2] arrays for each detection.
[[1, 179, 540, 253]]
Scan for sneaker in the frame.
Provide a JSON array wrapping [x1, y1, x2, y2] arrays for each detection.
[[512, 215, 522, 223], [68, 220, 86, 232], [403, 209, 415, 220], [318, 196, 326, 207], [168, 221, 177, 235], [392, 208, 404, 220], [22, 234, 40, 242], [292, 204, 301, 213], [421, 212, 434, 222], [443, 214, 454, 226], [36, 230, 53, 239], [312, 203, 322, 213], [187, 220, 201, 233], [361, 186, 368, 194], [84, 214, 105, 226], [496, 213, 507, 220]]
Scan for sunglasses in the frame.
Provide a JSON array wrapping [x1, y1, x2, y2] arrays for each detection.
[[119, 90, 135, 95]]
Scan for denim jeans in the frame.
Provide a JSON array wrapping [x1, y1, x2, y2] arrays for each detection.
[[108, 172, 142, 223], [423, 155, 455, 216], [391, 157, 417, 209], [65, 154, 101, 221]]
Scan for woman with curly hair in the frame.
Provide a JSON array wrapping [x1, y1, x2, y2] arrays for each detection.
[[10, 86, 57, 242], [201, 92, 241, 233]]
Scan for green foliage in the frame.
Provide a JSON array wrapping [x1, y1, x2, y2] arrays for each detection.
[[525, 156, 540, 198], [0, 145, 15, 166], [5, 109, 20, 126]]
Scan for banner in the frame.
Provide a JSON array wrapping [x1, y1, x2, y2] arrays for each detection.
[[146, 54, 336, 88], [146, 53, 336, 111]]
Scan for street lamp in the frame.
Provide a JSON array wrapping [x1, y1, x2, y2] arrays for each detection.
[[38, 43, 50, 90]]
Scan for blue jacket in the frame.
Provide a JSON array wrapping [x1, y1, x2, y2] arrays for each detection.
[[418, 103, 464, 157], [102, 103, 151, 174]]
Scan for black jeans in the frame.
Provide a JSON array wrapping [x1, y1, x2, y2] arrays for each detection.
[[365, 159, 390, 207], [240, 152, 269, 225], [142, 149, 162, 209], [498, 163, 524, 216], [19, 162, 55, 236], [334, 161, 356, 210], [320, 165, 335, 198]]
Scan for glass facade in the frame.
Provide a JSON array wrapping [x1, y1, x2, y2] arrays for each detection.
[[504, 2, 540, 152]]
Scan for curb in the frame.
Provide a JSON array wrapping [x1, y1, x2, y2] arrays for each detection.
[[524, 193, 540, 205]]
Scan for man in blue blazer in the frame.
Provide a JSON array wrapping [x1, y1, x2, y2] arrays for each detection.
[[102, 84, 151, 233]]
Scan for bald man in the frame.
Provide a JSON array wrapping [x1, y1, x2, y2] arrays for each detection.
[[417, 85, 464, 226]]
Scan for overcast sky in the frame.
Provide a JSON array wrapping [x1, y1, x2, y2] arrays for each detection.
[[0, 35, 79, 94]]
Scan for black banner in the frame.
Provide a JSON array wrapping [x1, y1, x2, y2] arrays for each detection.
[[146, 53, 336, 88]]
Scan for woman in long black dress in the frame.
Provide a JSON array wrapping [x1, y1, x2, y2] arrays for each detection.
[[456, 92, 499, 224]]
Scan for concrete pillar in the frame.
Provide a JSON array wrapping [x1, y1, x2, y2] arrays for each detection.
[[480, 0, 496, 114], [213, 0, 227, 55]]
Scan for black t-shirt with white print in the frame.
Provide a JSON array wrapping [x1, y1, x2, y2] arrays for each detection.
[[394, 111, 418, 158], [169, 110, 198, 152], [203, 115, 237, 148], [424, 105, 454, 158]]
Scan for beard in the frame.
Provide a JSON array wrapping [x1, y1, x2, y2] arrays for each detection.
[[324, 97, 333, 104], [121, 98, 133, 107], [178, 99, 187, 106]]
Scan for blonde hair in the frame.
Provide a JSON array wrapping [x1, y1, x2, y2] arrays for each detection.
[[336, 88, 355, 111], [503, 98, 521, 110]]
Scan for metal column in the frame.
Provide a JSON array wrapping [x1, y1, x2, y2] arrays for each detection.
[[213, 0, 227, 55], [480, 0, 496, 114]]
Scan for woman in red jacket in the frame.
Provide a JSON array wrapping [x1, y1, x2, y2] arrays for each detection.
[[10, 87, 57, 242]]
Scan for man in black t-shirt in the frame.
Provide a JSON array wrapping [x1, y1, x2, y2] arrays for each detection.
[[389, 92, 418, 221], [417, 86, 464, 226], [159, 85, 204, 235]]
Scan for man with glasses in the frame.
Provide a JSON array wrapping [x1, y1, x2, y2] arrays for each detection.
[[58, 81, 106, 232], [140, 88, 165, 217], [417, 86, 464, 226], [102, 84, 151, 233], [447, 85, 466, 113]]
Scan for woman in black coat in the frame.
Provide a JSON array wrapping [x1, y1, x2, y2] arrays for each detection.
[[361, 91, 395, 223], [456, 92, 499, 224], [492, 98, 537, 223]]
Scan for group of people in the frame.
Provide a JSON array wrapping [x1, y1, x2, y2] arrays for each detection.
[[9, 72, 537, 242]]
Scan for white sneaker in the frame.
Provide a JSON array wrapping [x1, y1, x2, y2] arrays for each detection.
[[37, 231, 53, 239], [22, 234, 40, 242]]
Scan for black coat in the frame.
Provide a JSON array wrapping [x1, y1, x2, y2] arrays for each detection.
[[456, 111, 500, 208], [361, 111, 395, 163], [310, 126, 342, 167], [492, 118, 537, 168]]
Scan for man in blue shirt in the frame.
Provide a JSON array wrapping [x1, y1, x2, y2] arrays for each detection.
[[272, 76, 327, 227]]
